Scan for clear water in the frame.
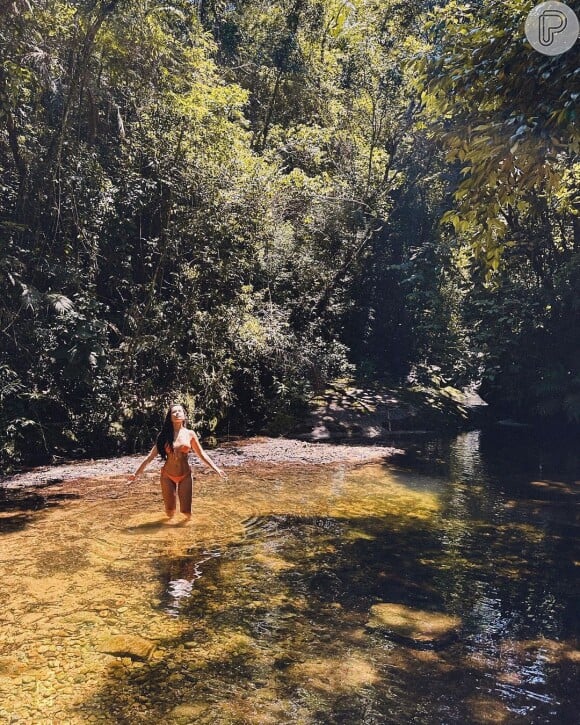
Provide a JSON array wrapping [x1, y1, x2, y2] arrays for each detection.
[[0, 430, 578, 723]]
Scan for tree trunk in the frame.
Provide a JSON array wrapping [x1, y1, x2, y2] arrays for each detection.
[[0, 67, 29, 219], [253, 68, 284, 153], [311, 221, 381, 320], [40, 1, 119, 184]]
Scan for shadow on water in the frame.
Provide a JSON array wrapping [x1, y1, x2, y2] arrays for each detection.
[[81, 516, 457, 723], [0, 490, 47, 512], [2, 430, 578, 724], [85, 495, 580, 724], [0, 511, 36, 533], [0, 487, 81, 534], [127, 520, 178, 532]]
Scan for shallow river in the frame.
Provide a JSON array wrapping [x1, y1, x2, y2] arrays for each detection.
[[0, 430, 578, 724]]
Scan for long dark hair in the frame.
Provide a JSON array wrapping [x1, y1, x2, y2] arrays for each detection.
[[156, 404, 188, 460]]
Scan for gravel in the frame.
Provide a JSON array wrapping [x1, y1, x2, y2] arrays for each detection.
[[1, 436, 401, 490]]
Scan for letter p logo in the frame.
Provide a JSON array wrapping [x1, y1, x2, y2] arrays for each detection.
[[539, 10, 567, 46], [525, 1, 579, 55]]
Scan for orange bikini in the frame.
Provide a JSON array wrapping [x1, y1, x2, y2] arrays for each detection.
[[162, 443, 191, 483], [161, 434, 193, 514], [164, 472, 188, 485]]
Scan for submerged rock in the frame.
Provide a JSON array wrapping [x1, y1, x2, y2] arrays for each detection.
[[97, 634, 156, 661], [465, 695, 511, 724], [366, 603, 461, 648], [168, 703, 211, 722], [288, 655, 379, 693]]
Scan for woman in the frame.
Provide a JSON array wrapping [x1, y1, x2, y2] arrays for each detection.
[[130, 403, 225, 519]]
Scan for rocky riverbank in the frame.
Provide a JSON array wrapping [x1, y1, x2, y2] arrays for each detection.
[[269, 380, 488, 442], [1, 437, 402, 491]]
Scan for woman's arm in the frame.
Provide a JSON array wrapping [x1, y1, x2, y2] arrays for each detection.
[[189, 430, 226, 477], [128, 444, 158, 481]]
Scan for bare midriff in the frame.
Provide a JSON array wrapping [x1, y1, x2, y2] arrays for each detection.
[[162, 446, 191, 480]]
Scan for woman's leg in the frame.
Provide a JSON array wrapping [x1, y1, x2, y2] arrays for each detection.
[[177, 473, 193, 516], [160, 473, 177, 517]]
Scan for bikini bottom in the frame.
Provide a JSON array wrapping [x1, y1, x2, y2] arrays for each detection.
[[162, 470, 189, 485], [160, 469, 192, 515]]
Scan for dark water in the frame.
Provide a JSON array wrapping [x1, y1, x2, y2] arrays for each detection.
[[150, 430, 580, 724], [0, 429, 578, 723]]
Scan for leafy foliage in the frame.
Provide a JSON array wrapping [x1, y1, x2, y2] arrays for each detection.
[[1, 0, 578, 471], [413, 0, 579, 273]]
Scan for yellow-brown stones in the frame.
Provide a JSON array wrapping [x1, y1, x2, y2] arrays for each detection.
[[287, 654, 379, 693], [96, 634, 156, 661], [366, 603, 461, 648]]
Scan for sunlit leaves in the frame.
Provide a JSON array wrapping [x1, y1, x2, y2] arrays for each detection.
[[46, 293, 75, 315], [413, 0, 579, 276]]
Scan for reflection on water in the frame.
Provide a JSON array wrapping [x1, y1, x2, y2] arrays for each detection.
[[0, 431, 579, 724], [162, 549, 222, 617]]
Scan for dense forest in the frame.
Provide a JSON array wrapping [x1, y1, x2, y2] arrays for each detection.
[[1, 0, 578, 469]]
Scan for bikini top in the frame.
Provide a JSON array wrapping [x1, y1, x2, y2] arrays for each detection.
[[165, 444, 190, 456], [165, 428, 193, 455]]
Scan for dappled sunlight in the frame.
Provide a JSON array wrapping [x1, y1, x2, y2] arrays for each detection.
[[0, 450, 579, 722]]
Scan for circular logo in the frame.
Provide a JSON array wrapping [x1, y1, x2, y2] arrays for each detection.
[[525, 1, 579, 55]]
